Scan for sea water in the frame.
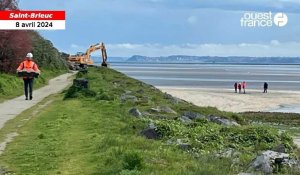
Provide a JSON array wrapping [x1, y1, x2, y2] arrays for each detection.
[[111, 63, 300, 91]]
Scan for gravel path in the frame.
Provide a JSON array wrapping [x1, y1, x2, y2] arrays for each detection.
[[0, 72, 75, 130]]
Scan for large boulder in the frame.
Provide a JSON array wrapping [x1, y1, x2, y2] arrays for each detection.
[[249, 150, 298, 174], [140, 123, 160, 139], [208, 115, 240, 126], [182, 111, 206, 120], [120, 94, 138, 103], [176, 139, 191, 150], [166, 139, 191, 150], [128, 108, 142, 117], [180, 116, 193, 124], [164, 93, 184, 104], [73, 78, 88, 88]]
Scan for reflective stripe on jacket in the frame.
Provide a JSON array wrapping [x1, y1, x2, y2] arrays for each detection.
[[17, 60, 40, 79], [17, 60, 39, 72]]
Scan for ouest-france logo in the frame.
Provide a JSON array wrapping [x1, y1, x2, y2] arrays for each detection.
[[240, 11, 288, 27]]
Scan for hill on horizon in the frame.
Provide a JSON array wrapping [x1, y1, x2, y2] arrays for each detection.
[[125, 55, 300, 64]]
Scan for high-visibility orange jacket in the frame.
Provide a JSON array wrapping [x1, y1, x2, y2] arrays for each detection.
[[17, 60, 40, 79]]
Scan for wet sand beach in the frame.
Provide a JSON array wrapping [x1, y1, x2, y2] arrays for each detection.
[[158, 87, 300, 113]]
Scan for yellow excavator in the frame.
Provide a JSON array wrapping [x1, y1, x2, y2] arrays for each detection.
[[68, 42, 108, 69]]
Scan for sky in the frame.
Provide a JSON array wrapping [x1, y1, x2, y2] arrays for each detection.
[[19, 0, 300, 57]]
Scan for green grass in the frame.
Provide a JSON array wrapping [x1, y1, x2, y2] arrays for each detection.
[[0, 69, 68, 102], [242, 112, 300, 126], [0, 67, 298, 175], [0, 92, 232, 175], [242, 112, 300, 138]]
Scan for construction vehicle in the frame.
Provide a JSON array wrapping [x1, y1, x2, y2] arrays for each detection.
[[68, 42, 108, 69]]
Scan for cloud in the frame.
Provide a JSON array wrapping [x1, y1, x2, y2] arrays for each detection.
[[70, 44, 80, 48], [270, 40, 280, 46], [187, 16, 197, 24]]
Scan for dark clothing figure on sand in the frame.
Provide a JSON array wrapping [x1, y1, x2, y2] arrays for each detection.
[[234, 82, 238, 93], [264, 82, 268, 93], [238, 83, 242, 93]]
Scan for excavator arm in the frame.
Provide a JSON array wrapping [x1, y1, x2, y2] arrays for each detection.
[[68, 42, 108, 69], [85, 42, 108, 67]]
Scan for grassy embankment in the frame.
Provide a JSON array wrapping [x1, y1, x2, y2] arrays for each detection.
[[0, 31, 68, 102], [0, 67, 299, 175]]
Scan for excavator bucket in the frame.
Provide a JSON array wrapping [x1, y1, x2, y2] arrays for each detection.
[[101, 43, 108, 67]]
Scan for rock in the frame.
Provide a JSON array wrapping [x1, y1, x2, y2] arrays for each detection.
[[149, 85, 158, 90], [166, 139, 174, 145], [180, 116, 193, 124], [0, 167, 10, 175], [140, 123, 159, 139], [148, 106, 177, 114], [141, 112, 152, 117], [176, 139, 191, 150], [182, 111, 206, 120], [249, 150, 297, 174], [158, 106, 177, 114], [0, 168, 5, 175], [148, 122, 156, 129], [179, 143, 191, 150], [124, 90, 132, 94], [128, 108, 142, 117], [120, 94, 138, 103], [73, 78, 88, 88], [136, 89, 145, 94], [164, 93, 183, 104], [139, 97, 150, 104], [149, 108, 160, 113], [208, 115, 240, 126], [139, 82, 148, 87]]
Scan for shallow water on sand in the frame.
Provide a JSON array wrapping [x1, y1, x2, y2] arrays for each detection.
[[111, 63, 300, 91], [270, 105, 300, 114]]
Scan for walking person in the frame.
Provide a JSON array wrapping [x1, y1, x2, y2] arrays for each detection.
[[17, 53, 40, 100], [242, 81, 246, 94], [263, 82, 268, 93], [234, 82, 238, 93], [238, 83, 242, 94]]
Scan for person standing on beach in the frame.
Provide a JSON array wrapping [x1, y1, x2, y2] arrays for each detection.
[[238, 83, 242, 93], [234, 82, 238, 93], [263, 82, 268, 93], [242, 81, 246, 94]]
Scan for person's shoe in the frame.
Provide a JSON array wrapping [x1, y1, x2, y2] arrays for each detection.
[[25, 97, 28, 100], [29, 96, 33, 100]]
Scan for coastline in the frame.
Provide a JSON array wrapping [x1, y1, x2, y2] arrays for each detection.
[[158, 86, 300, 113]]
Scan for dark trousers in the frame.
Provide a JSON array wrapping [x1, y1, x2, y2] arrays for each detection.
[[24, 78, 34, 98], [264, 88, 268, 93]]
